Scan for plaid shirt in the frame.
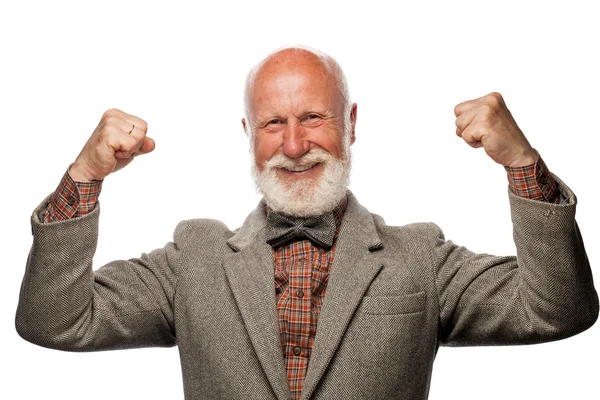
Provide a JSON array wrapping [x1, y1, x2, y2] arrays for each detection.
[[271, 200, 346, 399], [43, 171, 102, 221], [41, 156, 560, 399]]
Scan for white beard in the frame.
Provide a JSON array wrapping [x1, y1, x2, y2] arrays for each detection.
[[252, 148, 351, 218]]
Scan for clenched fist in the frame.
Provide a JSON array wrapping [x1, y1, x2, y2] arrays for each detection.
[[454, 92, 537, 167], [69, 109, 155, 182]]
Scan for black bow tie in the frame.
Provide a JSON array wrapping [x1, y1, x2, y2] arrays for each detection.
[[266, 210, 337, 249]]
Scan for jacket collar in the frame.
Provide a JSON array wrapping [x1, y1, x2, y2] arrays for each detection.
[[227, 190, 382, 252]]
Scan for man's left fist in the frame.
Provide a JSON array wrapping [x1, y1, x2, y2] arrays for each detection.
[[454, 92, 537, 167]]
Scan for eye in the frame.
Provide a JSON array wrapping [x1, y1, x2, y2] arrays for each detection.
[[266, 119, 282, 126], [302, 113, 323, 126]]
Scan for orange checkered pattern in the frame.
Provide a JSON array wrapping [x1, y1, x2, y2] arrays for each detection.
[[43, 169, 102, 222], [272, 200, 345, 399], [505, 156, 559, 203]]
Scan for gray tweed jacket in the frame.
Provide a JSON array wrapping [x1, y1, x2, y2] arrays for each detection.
[[16, 181, 598, 400]]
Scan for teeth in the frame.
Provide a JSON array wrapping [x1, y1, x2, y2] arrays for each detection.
[[284, 163, 316, 172]]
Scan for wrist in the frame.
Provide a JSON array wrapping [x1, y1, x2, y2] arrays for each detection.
[[69, 161, 98, 182], [504, 148, 538, 168]]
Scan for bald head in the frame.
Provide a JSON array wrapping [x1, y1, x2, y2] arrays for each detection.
[[243, 46, 351, 131]]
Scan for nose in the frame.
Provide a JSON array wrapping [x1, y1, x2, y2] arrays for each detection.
[[282, 120, 310, 158]]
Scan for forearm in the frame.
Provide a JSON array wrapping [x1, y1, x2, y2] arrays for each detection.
[[506, 178, 597, 333]]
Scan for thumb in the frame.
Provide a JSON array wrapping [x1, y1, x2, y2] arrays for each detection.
[[137, 137, 156, 155]]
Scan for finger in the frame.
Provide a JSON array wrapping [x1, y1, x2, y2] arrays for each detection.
[[459, 126, 484, 148], [113, 133, 139, 158], [101, 114, 137, 135], [122, 114, 148, 133], [127, 125, 148, 153], [454, 92, 504, 117], [455, 108, 478, 136], [454, 98, 477, 117], [103, 109, 149, 134]]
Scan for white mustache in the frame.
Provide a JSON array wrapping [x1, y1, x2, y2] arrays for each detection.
[[265, 150, 331, 171]]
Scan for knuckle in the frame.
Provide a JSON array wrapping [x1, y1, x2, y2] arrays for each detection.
[[486, 92, 503, 107], [116, 139, 135, 155], [479, 104, 495, 120], [126, 134, 138, 148], [102, 108, 120, 119], [103, 115, 120, 128], [137, 119, 148, 132], [99, 124, 118, 138], [105, 133, 120, 147]]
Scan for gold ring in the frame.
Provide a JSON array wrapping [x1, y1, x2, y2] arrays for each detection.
[[128, 124, 135, 134]]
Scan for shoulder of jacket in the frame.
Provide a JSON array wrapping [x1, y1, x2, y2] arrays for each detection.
[[173, 218, 233, 242], [372, 213, 444, 240]]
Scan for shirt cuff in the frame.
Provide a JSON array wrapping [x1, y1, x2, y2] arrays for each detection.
[[42, 168, 103, 222], [505, 155, 559, 204]]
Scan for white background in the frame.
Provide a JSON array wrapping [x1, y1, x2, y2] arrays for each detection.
[[1, 1, 598, 399]]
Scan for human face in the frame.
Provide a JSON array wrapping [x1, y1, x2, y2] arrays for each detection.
[[243, 51, 356, 188]]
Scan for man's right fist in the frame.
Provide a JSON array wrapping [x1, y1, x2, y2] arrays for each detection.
[[69, 109, 155, 182]]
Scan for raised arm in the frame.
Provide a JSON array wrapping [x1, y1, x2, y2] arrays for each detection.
[[436, 93, 598, 345], [15, 110, 178, 351]]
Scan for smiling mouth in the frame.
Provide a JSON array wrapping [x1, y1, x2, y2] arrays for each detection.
[[281, 163, 318, 172]]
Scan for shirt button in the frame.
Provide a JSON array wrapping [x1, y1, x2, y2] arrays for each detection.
[[67, 196, 76, 206], [298, 257, 307, 264], [293, 346, 302, 356], [296, 289, 304, 298]]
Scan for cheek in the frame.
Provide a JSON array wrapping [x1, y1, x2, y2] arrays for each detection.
[[253, 134, 279, 169], [318, 127, 345, 158]]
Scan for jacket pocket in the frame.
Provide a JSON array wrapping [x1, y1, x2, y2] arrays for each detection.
[[360, 291, 426, 315]]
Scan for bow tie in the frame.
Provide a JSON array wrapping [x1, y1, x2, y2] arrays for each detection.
[[266, 210, 337, 249]]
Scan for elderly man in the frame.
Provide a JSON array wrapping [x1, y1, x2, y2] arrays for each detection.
[[17, 47, 598, 400]]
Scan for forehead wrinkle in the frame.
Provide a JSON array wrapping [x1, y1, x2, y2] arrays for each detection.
[[260, 75, 331, 118], [244, 46, 352, 127], [250, 52, 344, 126]]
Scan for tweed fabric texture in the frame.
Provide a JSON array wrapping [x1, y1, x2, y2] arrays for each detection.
[[17, 183, 598, 400]]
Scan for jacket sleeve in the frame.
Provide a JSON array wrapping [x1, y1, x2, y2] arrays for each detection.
[[435, 175, 598, 346], [16, 196, 180, 351]]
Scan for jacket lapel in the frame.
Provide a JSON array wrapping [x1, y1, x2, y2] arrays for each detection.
[[224, 202, 291, 400], [223, 193, 383, 400], [301, 192, 384, 399]]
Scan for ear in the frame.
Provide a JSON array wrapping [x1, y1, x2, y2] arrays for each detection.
[[242, 118, 249, 136], [349, 103, 357, 145]]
